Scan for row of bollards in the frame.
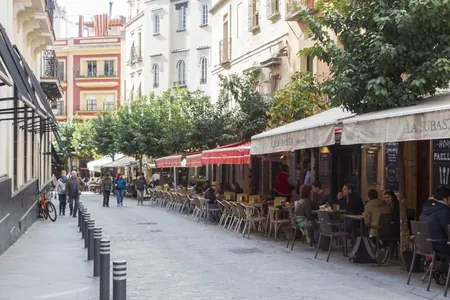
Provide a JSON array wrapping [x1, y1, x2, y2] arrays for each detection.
[[77, 202, 127, 300]]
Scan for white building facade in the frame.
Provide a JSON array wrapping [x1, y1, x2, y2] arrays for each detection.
[[124, 0, 212, 101]]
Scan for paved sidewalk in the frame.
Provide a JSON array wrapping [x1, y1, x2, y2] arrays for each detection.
[[0, 205, 97, 300], [79, 193, 447, 300]]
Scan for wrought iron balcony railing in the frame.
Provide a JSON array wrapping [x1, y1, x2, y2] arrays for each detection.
[[41, 50, 59, 78], [219, 38, 232, 65]]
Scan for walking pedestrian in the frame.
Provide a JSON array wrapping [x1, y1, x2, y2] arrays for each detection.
[[56, 171, 68, 215], [136, 173, 147, 206], [66, 171, 84, 218], [101, 172, 113, 207], [114, 173, 127, 207]]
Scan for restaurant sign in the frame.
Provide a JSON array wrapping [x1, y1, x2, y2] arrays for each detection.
[[432, 139, 450, 190]]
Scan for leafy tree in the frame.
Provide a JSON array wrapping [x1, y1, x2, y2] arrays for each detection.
[[297, 0, 450, 113], [218, 69, 272, 141], [71, 120, 97, 158], [55, 118, 76, 160], [91, 112, 119, 160], [268, 72, 328, 127]]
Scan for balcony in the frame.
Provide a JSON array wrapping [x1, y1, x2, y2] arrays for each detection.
[[285, 0, 316, 21], [219, 38, 232, 66], [127, 46, 142, 66], [74, 71, 119, 88], [173, 81, 187, 88], [40, 50, 63, 101], [51, 102, 65, 116], [74, 104, 117, 113]]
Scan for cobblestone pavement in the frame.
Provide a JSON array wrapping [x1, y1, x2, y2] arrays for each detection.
[[0, 200, 98, 300], [76, 193, 447, 300]]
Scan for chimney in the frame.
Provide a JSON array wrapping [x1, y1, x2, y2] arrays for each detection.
[[78, 15, 83, 37], [109, 1, 113, 19]]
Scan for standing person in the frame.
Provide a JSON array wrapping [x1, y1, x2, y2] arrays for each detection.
[[114, 173, 127, 207], [101, 173, 113, 207], [136, 173, 147, 206], [66, 171, 84, 218], [151, 171, 160, 187], [56, 171, 68, 215], [273, 164, 297, 202]]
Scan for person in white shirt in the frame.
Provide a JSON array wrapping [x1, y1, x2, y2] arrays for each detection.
[[151, 172, 160, 187]]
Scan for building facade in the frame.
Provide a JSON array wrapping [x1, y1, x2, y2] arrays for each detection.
[[210, 0, 331, 104], [123, 0, 212, 102], [51, 15, 124, 121], [0, 0, 62, 255]]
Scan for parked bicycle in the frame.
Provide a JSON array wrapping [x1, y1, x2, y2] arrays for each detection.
[[37, 189, 57, 222]]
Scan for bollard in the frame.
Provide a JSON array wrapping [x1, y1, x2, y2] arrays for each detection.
[[100, 238, 111, 300], [80, 209, 85, 233], [93, 227, 102, 277], [113, 260, 127, 300], [78, 203, 83, 228], [87, 220, 95, 261], [81, 210, 89, 236], [83, 213, 90, 247]]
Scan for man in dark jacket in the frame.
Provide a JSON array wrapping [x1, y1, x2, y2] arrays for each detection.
[[66, 171, 84, 218], [420, 185, 450, 256]]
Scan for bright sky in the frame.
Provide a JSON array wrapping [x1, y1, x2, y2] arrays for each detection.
[[57, 0, 128, 18]]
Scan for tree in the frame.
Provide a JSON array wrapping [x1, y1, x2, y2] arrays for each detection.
[[91, 112, 119, 160], [71, 120, 97, 158], [268, 72, 328, 127], [55, 118, 75, 160], [297, 0, 450, 113], [217, 69, 272, 141]]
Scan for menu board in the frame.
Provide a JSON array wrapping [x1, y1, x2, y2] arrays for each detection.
[[432, 139, 450, 190], [366, 149, 378, 184], [319, 153, 331, 186], [385, 142, 399, 191]]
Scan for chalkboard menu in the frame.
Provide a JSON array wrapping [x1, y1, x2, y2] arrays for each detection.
[[385, 142, 399, 191], [366, 149, 378, 184], [432, 139, 450, 190], [319, 153, 331, 186]]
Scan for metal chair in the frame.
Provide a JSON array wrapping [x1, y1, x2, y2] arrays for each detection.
[[315, 210, 349, 262]]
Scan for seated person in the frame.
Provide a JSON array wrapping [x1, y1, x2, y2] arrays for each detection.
[[420, 185, 450, 257], [337, 183, 364, 215], [204, 180, 218, 209], [294, 185, 315, 244], [364, 189, 392, 239], [232, 182, 244, 194], [216, 183, 225, 200], [311, 180, 330, 209]]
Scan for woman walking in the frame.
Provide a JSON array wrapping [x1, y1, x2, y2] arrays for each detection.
[[56, 171, 68, 215], [114, 173, 127, 207], [101, 173, 113, 207]]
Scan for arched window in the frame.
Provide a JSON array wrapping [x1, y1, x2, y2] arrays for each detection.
[[152, 64, 159, 88], [154, 15, 160, 34], [200, 57, 207, 84], [176, 60, 186, 85]]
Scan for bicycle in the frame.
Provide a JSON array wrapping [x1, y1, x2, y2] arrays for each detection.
[[37, 189, 57, 222]]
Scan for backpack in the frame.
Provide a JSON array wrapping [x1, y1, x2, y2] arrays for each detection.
[[136, 178, 146, 190], [350, 237, 376, 263]]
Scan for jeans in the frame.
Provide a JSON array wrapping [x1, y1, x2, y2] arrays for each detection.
[[68, 194, 80, 217], [103, 190, 110, 207], [137, 189, 144, 201], [58, 194, 67, 215], [116, 189, 125, 205]]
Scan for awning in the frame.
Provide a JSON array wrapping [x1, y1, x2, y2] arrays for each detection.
[[51, 145, 63, 166], [250, 107, 355, 155], [186, 153, 203, 168], [341, 93, 450, 145], [87, 154, 124, 172], [201, 141, 250, 165], [155, 155, 182, 168], [102, 156, 136, 168]]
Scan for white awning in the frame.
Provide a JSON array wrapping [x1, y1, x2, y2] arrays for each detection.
[[250, 107, 355, 155], [87, 154, 124, 172], [102, 156, 136, 168], [341, 93, 450, 145]]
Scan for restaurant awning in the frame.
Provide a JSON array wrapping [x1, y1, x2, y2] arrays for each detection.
[[87, 154, 124, 172], [201, 141, 250, 165], [51, 145, 64, 167], [155, 155, 182, 168], [186, 153, 203, 168], [250, 107, 355, 155], [341, 93, 450, 145], [102, 156, 136, 168]]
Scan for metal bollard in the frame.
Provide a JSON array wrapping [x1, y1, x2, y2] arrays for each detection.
[[87, 220, 95, 260], [113, 260, 127, 300], [81, 210, 89, 236], [80, 209, 85, 233], [83, 213, 90, 247], [100, 238, 111, 300], [78, 203, 83, 228], [93, 227, 102, 277]]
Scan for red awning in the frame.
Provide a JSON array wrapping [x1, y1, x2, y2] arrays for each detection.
[[186, 153, 203, 168], [155, 155, 182, 168], [201, 141, 250, 165]]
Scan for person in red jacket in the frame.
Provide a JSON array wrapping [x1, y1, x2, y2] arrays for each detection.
[[273, 164, 297, 202]]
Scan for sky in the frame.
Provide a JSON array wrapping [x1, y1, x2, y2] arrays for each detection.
[[57, 0, 128, 19]]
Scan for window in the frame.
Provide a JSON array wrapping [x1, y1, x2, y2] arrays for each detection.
[[56, 100, 65, 115], [201, 4, 208, 26], [137, 31, 142, 58], [104, 60, 115, 76], [306, 56, 314, 73], [154, 15, 160, 34], [57, 61, 65, 81], [86, 96, 97, 111], [103, 94, 115, 110], [176, 60, 186, 85], [268, 0, 279, 17], [152, 63, 159, 88], [248, 0, 259, 31], [178, 6, 186, 30], [200, 57, 207, 84], [87, 61, 97, 77]]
